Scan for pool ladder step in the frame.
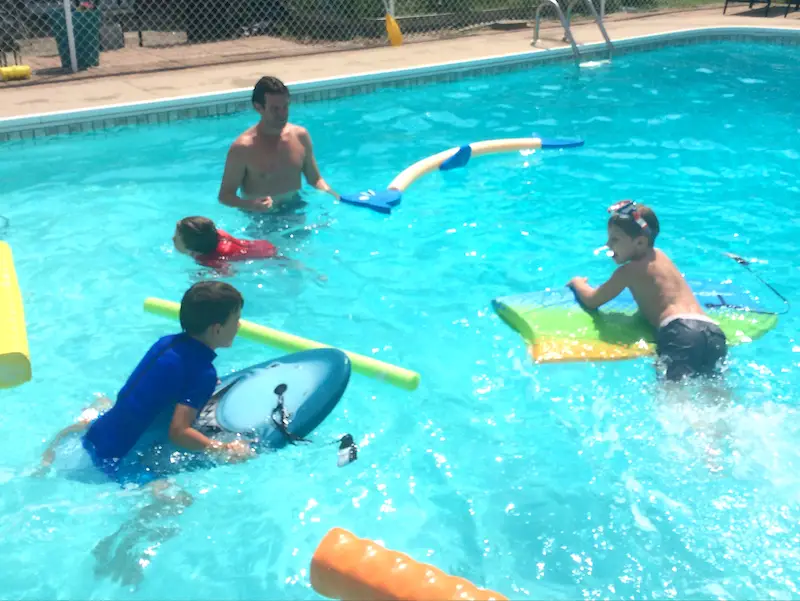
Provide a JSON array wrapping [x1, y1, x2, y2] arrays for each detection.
[[532, 0, 614, 63]]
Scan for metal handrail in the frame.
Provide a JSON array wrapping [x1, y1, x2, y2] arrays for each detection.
[[532, 0, 580, 62], [565, 0, 614, 57], [533, 0, 614, 61]]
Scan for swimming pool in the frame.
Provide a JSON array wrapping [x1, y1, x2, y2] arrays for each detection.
[[2, 37, 800, 599]]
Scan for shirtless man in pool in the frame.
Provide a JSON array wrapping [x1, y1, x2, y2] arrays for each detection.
[[217, 76, 338, 229]]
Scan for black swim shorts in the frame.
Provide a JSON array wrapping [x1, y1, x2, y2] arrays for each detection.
[[656, 316, 728, 381]]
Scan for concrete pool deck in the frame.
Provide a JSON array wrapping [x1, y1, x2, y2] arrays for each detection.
[[1, 7, 798, 119]]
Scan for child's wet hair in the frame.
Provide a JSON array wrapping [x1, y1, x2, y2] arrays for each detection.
[[608, 204, 660, 247], [177, 216, 218, 254], [179, 281, 244, 336]]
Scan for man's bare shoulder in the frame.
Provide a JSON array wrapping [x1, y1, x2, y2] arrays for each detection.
[[230, 127, 258, 150], [286, 123, 310, 143]]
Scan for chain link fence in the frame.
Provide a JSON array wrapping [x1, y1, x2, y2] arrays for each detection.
[[0, 0, 717, 81]]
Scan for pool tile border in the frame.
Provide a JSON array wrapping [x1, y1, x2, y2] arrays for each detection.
[[1, 26, 798, 142]]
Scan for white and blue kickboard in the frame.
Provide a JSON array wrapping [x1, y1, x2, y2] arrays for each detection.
[[194, 348, 351, 450]]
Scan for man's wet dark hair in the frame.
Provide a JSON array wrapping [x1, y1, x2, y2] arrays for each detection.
[[252, 76, 289, 107]]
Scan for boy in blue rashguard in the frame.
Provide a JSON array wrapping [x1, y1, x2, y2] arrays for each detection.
[[37, 281, 256, 587], [40, 280, 252, 484]]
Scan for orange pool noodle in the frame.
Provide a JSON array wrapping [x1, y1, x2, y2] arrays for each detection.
[[310, 527, 508, 601]]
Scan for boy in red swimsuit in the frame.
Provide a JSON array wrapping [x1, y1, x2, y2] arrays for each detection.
[[173, 216, 324, 279]]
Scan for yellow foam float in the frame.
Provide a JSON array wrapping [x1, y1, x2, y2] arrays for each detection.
[[0, 65, 32, 82], [143, 297, 421, 391], [0, 241, 31, 388], [339, 137, 584, 214]]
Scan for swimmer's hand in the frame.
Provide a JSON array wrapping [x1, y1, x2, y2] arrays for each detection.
[[246, 197, 274, 212], [209, 439, 254, 463], [567, 276, 588, 289], [222, 440, 255, 463]]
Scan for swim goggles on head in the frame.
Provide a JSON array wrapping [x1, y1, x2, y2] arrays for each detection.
[[607, 200, 650, 235]]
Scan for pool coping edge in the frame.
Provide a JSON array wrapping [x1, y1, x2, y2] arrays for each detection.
[[1, 25, 798, 140]]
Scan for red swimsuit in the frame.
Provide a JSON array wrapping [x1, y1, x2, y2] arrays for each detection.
[[196, 230, 277, 270]]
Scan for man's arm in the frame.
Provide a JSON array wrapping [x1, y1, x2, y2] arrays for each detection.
[[567, 266, 629, 310], [218, 144, 273, 211], [299, 129, 339, 200]]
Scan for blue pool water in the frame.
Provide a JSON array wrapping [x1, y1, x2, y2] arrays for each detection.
[[2, 40, 800, 599]]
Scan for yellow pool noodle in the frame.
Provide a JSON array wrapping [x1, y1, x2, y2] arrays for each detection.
[[388, 138, 544, 192], [0, 241, 31, 389], [144, 297, 420, 391]]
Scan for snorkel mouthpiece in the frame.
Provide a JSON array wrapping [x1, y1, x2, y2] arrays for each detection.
[[593, 244, 614, 258]]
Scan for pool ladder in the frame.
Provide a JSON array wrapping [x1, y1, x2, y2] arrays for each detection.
[[532, 0, 614, 62]]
